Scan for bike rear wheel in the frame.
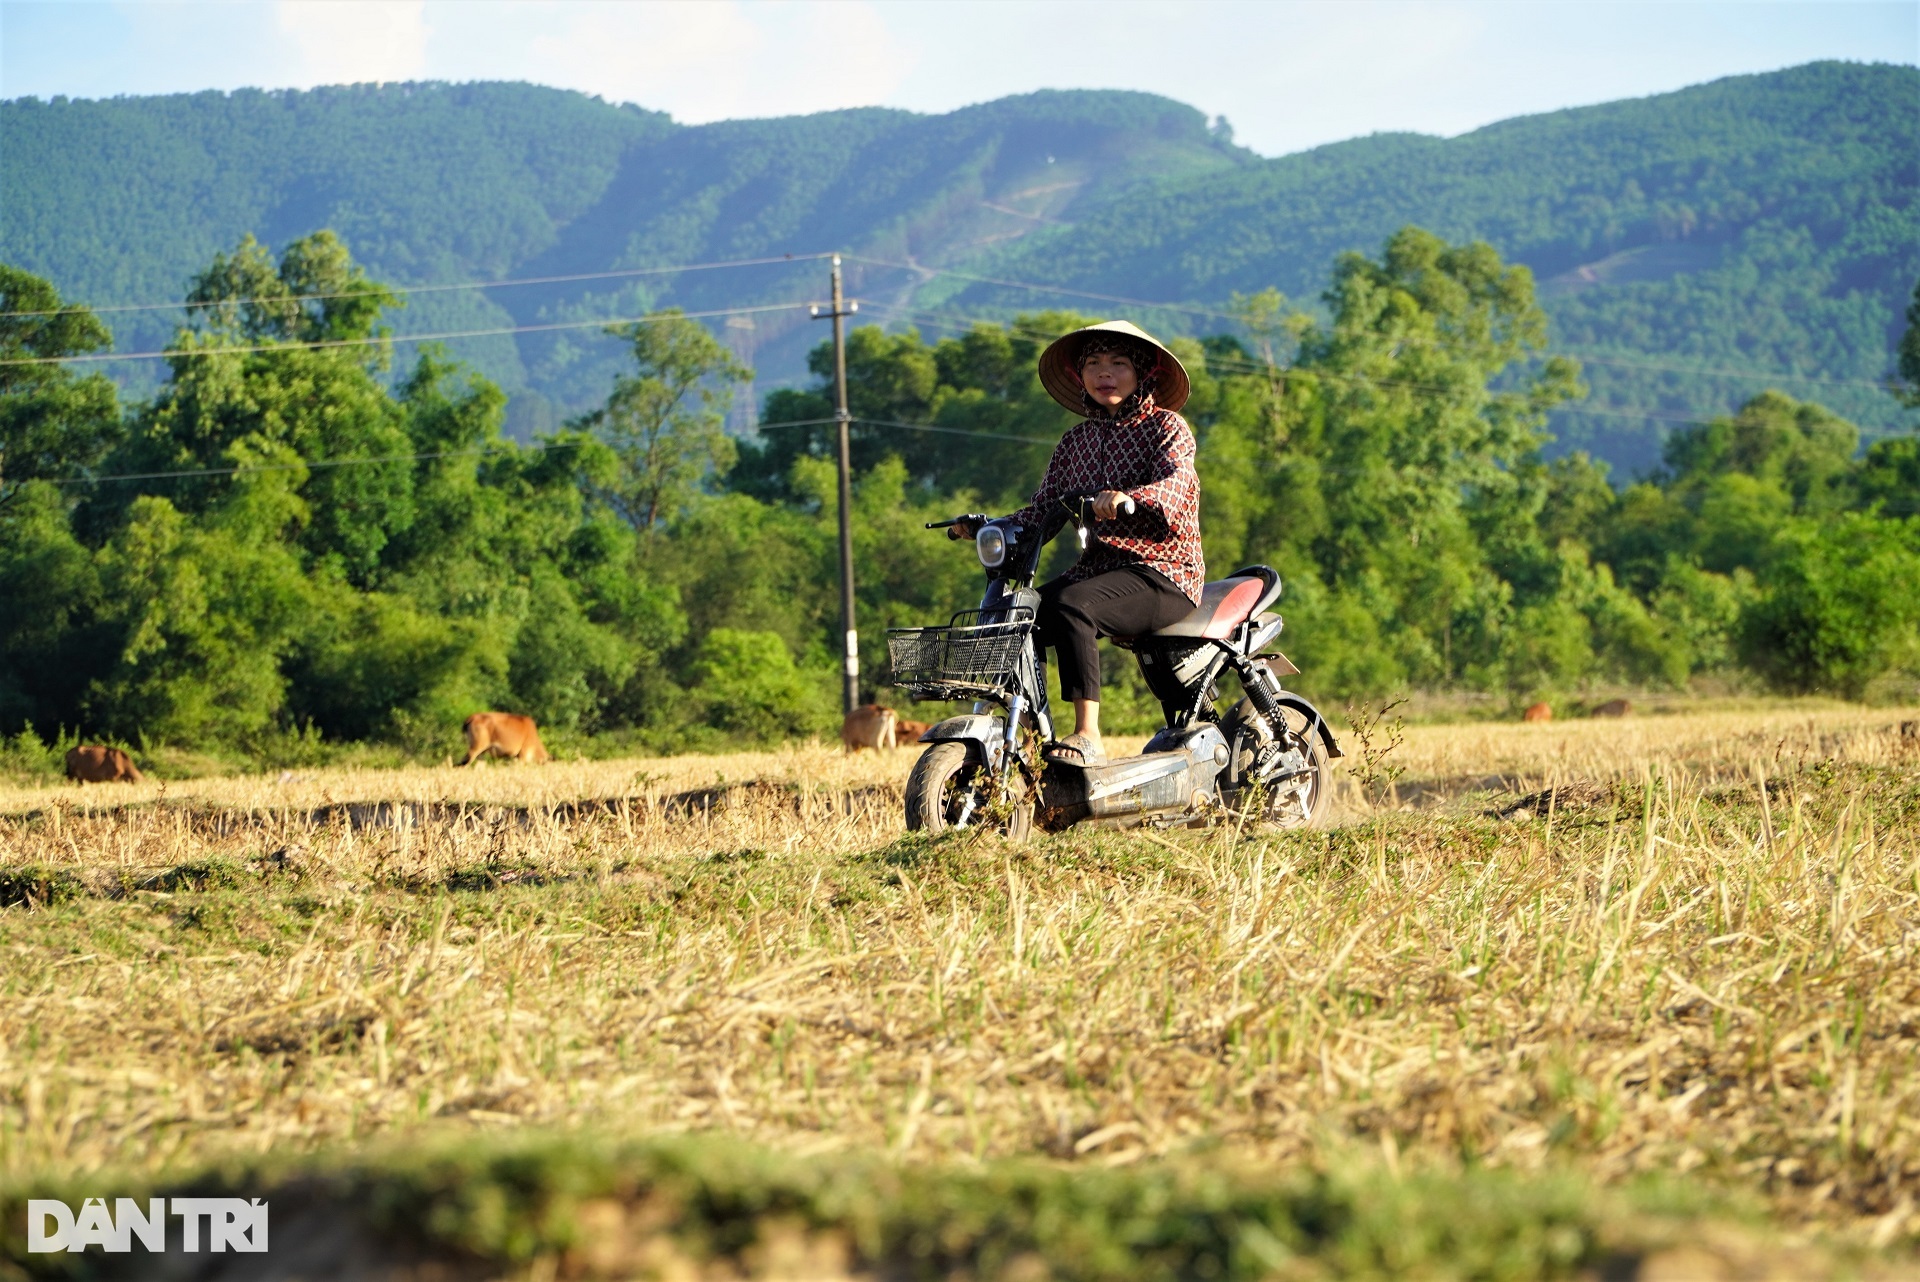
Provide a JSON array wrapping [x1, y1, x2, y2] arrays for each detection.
[[1222, 700, 1332, 829], [904, 742, 1033, 839]]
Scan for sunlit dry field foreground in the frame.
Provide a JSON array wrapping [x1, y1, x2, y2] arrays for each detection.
[[0, 703, 1917, 1279]]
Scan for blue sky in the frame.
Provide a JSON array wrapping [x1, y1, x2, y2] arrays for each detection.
[[2, 1, 1915, 155]]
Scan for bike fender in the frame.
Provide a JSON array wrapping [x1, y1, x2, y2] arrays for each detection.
[[1277, 694, 1345, 759], [921, 714, 1006, 765], [922, 713, 1000, 743]]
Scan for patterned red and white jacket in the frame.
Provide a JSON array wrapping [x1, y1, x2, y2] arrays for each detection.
[[1009, 399, 1205, 603]]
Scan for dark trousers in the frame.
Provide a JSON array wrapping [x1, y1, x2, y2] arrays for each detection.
[[1036, 566, 1192, 704]]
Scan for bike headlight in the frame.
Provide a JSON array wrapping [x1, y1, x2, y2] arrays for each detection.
[[976, 525, 1008, 569]]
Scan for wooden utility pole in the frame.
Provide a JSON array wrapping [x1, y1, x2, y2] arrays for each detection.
[[811, 256, 860, 714]]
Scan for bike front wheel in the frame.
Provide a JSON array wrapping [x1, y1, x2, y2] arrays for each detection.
[[904, 742, 1033, 839]]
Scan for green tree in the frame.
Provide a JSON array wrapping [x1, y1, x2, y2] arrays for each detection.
[[70, 234, 688, 746], [92, 232, 415, 585], [0, 480, 106, 733], [737, 313, 1093, 504], [1658, 390, 1858, 514], [1302, 228, 1584, 576], [1739, 513, 1920, 698], [1895, 278, 1920, 408], [0, 264, 120, 507], [1207, 228, 1588, 693], [184, 230, 396, 345], [87, 483, 311, 745], [1595, 391, 1860, 595], [577, 312, 747, 531], [0, 268, 120, 734], [689, 628, 829, 742], [1857, 436, 1920, 518], [285, 586, 508, 746]]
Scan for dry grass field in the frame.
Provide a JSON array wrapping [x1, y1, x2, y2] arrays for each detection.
[[0, 701, 1916, 1279]]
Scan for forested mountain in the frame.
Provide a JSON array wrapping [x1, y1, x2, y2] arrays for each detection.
[[0, 83, 1246, 432], [3, 62, 1915, 472], [964, 61, 1920, 467]]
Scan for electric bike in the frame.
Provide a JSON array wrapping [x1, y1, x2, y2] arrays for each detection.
[[886, 495, 1341, 837]]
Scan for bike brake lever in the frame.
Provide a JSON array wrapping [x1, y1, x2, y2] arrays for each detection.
[[1065, 497, 1090, 550], [1066, 494, 1133, 549]]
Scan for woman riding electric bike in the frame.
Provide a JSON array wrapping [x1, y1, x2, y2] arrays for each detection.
[[948, 321, 1202, 767], [894, 321, 1339, 835]]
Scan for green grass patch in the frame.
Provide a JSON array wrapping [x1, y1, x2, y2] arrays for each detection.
[[0, 1128, 1794, 1281]]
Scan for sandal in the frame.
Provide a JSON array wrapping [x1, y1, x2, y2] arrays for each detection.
[[1044, 733, 1106, 766]]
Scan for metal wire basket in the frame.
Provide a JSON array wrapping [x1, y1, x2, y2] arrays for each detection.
[[887, 608, 1033, 700]]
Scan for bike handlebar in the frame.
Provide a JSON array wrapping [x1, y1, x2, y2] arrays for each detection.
[[927, 493, 1133, 533], [1060, 490, 1135, 518]]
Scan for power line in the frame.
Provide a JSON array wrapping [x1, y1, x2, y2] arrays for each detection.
[[850, 256, 1904, 397], [1199, 351, 1910, 431], [0, 252, 835, 320], [864, 299, 1917, 433], [1546, 349, 1896, 395], [45, 416, 1053, 488], [865, 298, 1612, 421], [787, 413, 1588, 480], [869, 297, 1627, 420], [1194, 350, 1729, 429], [50, 402, 1911, 498], [15, 269, 1909, 433], [0, 300, 810, 368], [53, 439, 592, 486], [14, 243, 1901, 399], [770, 415, 1057, 446], [845, 253, 1242, 323]]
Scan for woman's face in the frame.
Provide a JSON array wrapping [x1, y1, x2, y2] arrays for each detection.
[[1079, 350, 1139, 409]]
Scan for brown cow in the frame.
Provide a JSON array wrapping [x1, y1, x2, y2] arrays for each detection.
[[460, 712, 550, 766], [841, 704, 897, 753], [1522, 702, 1552, 723], [65, 745, 142, 784], [1590, 699, 1633, 719], [895, 719, 931, 744]]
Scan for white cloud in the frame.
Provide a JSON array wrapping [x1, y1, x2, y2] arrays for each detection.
[[3, 0, 1910, 157], [277, 0, 429, 84], [418, 0, 915, 119], [863, 0, 1916, 156], [837, 0, 1505, 153]]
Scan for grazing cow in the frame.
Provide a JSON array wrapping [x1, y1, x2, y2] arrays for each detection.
[[895, 719, 931, 744], [841, 704, 898, 753], [65, 745, 142, 784], [460, 712, 550, 766], [1522, 702, 1552, 723], [1590, 699, 1633, 719]]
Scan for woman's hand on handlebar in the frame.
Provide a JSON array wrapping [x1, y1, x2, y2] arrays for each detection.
[[927, 513, 989, 540], [1090, 490, 1136, 521]]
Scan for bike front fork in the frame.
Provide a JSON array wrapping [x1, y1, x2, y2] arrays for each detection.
[[952, 691, 1028, 830]]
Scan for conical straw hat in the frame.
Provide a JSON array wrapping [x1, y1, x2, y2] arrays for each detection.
[[1036, 320, 1191, 415]]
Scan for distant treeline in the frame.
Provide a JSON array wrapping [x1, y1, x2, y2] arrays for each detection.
[[1, 228, 1916, 766]]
